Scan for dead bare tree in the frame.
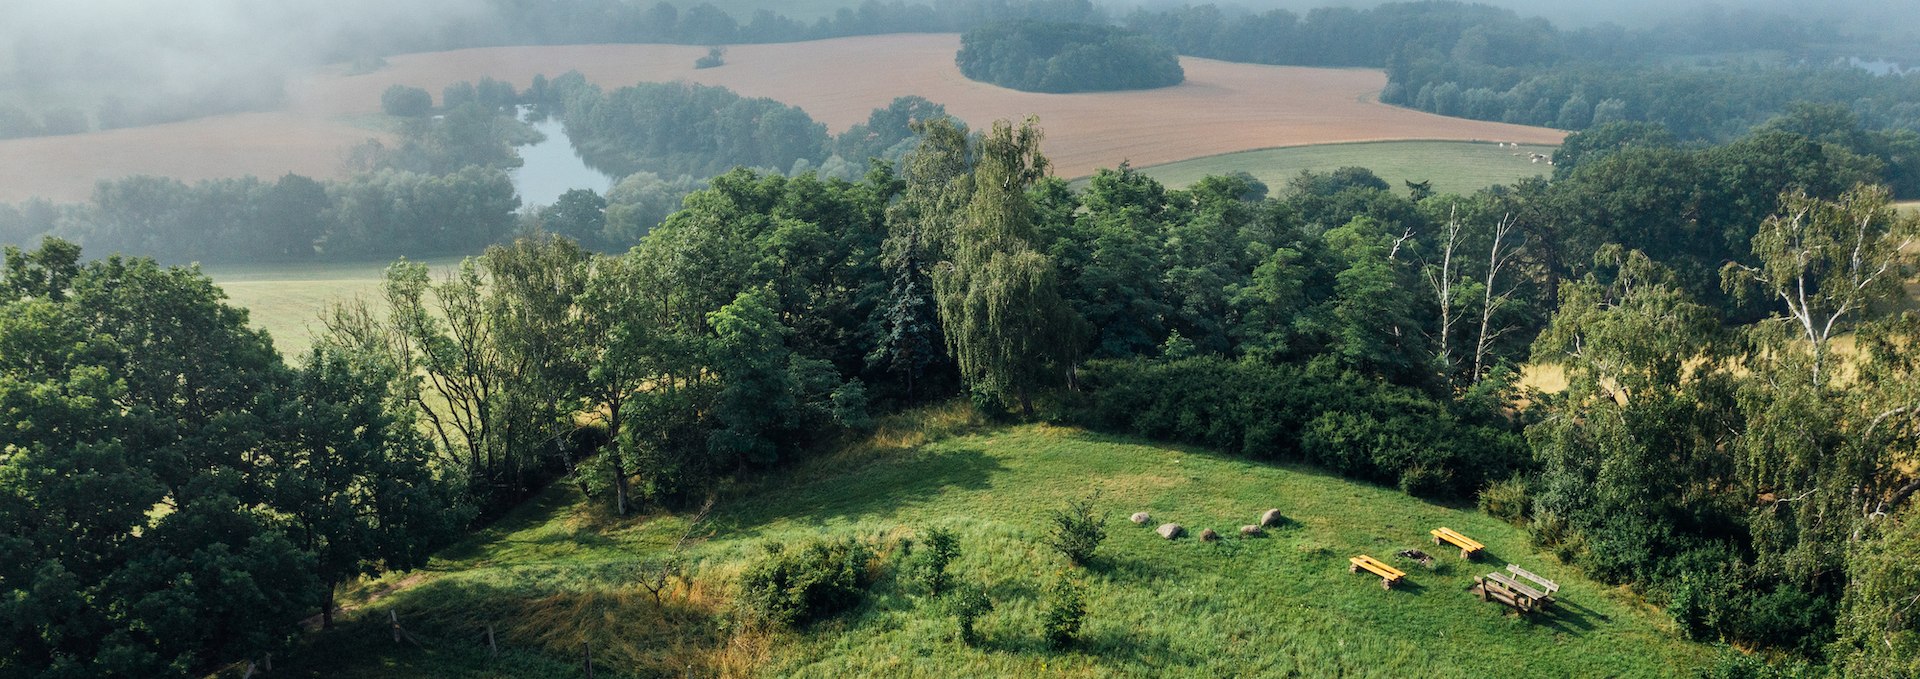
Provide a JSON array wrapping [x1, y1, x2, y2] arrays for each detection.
[[1423, 208, 1465, 385], [637, 496, 716, 606], [1472, 213, 1523, 384]]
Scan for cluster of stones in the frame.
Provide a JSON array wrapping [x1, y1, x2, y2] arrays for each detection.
[[1129, 508, 1283, 542]]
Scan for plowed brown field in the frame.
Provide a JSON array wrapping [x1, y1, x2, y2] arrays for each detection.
[[0, 34, 1564, 202]]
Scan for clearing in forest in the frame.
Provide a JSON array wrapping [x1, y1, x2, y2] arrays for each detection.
[[279, 408, 1709, 678], [1121, 140, 1559, 195], [0, 34, 1563, 202]]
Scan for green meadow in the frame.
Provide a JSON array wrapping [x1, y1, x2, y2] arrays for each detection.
[[274, 405, 1710, 678], [1124, 140, 1558, 196]]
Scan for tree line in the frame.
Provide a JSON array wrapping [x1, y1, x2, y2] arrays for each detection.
[[956, 20, 1184, 93], [0, 169, 519, 264]]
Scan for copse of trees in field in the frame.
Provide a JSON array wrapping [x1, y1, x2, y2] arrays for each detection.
[[956, 21, 1183, 93]]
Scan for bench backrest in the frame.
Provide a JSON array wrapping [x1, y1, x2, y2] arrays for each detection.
[[1506, 564, 1560, 593]]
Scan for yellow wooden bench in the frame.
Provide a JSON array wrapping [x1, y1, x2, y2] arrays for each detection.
[[1349, 555, 1407, 590], [1430, 527, 1485, 560]]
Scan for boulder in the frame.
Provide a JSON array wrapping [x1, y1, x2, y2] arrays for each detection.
[[1200, 528, 1220, 542], [1130, 512, 1151, 525], [1239, 524, 1263, 537], [1157, 523, 1185, 540], [1260, 508, 1284, 527]]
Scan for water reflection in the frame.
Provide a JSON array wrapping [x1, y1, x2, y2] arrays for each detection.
[[509, 110, 616, 207]]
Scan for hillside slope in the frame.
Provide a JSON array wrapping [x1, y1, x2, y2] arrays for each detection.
[[278, 409, 1710, 678]]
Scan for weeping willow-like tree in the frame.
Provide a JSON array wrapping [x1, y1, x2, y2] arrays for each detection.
[[931, 117, 1084, 415]]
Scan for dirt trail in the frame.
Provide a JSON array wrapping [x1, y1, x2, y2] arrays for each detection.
[[0, 34, 1564, 202]]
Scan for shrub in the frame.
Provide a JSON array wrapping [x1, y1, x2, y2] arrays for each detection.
[[1479, 478, 1532, 525], [947, 582, 993, 645], [1041, 571, 1088, 649], [381, 85, 433, 117], [695, 46, 727, 69], [909, 527, 960, 596], [1046, 494, 1107, 567], [737, 536, 878, 628], [1071, 358, 1526, 501]]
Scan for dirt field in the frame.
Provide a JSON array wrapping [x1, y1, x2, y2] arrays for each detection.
[[0, 34, 1564, 202]]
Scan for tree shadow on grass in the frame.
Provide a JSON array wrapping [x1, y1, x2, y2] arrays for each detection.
[[1094, 553, 1180, 582], [972, 624, 1203, 671], [713, 445, 1007, 539]]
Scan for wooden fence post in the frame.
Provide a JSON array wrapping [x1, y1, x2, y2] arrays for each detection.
[[583, 641, 594, 678], [487, 624, 498, 658], [390, 610, 400, 644]]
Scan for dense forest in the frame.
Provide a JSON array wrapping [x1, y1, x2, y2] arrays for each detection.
[[956, 21, 1184, 93], [6, 108, 1919, 674]]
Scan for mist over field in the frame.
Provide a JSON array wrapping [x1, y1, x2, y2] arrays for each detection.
[[1117, 0, 1916, 31], [0, 0, 488, 112]]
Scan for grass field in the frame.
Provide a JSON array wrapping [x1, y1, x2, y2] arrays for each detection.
[[272, 405, 1710, 678], [0, 35, 1563, 202], [1118, 140, 1557, 195], [204, 259, 457, 357]]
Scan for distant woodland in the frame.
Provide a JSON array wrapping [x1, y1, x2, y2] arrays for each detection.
[[956, 21, 1184, 93]]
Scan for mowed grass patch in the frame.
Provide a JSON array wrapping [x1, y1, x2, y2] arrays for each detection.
[[282, 409, 1710, 678], [1121, 140, 1557, 196]]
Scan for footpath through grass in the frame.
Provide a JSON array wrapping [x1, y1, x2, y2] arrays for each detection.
[[276, 405, 1710, 678], [1123, 140, 1557, 196]]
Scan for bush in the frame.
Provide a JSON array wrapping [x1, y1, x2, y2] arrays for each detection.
[[909, 527, 960, 596], [381, 85, 433, 117], [1046, 494, 1107, 567], [695, 46, 727, 69], [1479, 478, 1532, 525], [947, 582, 993, 645], [1072, 358, 1525, 501], [1041, 571, 1088, 649], [737, 536, 878, 628]]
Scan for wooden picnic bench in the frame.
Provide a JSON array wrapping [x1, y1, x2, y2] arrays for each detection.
[[1506, 564, 1560, 607], [1349, 555, 1407, 590], [1474, 572, 1545, 615], [1430, 527, 1485, 560]]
